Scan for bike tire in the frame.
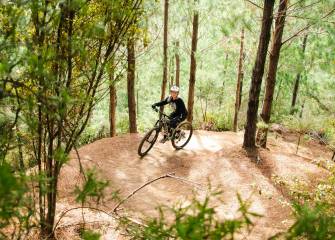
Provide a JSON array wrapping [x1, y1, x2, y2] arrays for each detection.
[[171, 122, 193, 150], [138, 127, 159, 157]]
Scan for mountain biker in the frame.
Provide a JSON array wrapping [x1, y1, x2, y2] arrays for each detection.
[[152, 85, 188, 143]]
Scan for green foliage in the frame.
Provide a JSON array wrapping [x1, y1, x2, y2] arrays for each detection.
[[117, 115, 131, 134], [256, 120, 269, 130], [123, 191, 261, 239], [272, 166, 335, 239], [1, 0, 146, 236], [198, 111, 234, 131], [54, 147, 69, 165], [0, 0, 334, 238], [283, 115, 315, 134], [323, 119, 335, 150], [74, 168, 109, 205], [276, 203, 335, 240], [0, 163, 34, 238], [0, 163, 24, 224], [81, 229, 101, 240]]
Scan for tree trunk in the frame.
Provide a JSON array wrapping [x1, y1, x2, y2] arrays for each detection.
[[160, 0, 169, 111], [243, 0, 275, 149], [109, 82, 117, 137], [127, 38, 137, 133], [187, 3, 199, 123], [257, 0, 288, 148], [16, 127, 25, 171], [290, 34, 308, 114], [170, 55, 174, 86], [175, 41, 180, 87], [239, 62, 244, 111], [233, 28, 245, 132]]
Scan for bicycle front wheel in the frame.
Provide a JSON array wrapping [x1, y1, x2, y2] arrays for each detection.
[[171, 122, 193, 150], [138, 127, 159, 157]]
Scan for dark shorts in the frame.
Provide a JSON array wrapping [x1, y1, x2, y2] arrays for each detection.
[[169, 115, 187, 129]]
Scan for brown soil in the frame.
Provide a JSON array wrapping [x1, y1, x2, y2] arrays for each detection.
[[57, 130, 333, 239]]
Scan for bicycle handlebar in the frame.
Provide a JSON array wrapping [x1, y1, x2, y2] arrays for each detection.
[[152, 106, 169, 118]]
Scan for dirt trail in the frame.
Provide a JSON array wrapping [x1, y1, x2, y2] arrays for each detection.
[[57, 130, 332, 239]]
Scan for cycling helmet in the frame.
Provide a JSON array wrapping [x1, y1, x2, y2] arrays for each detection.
[[170, 85, 179, 92]]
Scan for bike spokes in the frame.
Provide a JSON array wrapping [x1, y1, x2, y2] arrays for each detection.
[[172, 122, 193, 149], [138, 128, 159, 157]]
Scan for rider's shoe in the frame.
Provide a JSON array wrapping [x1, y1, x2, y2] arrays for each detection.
[[160, 135, 168, 143], [174, 130, 180, 139]]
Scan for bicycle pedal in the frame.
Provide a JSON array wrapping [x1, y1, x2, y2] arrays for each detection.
[[159, 137, 168, 143]]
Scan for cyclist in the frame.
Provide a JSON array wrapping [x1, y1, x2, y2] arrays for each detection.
[[152, 85, 188, 143]]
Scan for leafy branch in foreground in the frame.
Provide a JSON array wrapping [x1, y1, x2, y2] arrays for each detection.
[[74, 169, 109, 206], [121, 191, 261, 240], [1, 0, 144, 238], [0, 163, 35, 239], [271, 203, 335, 240]]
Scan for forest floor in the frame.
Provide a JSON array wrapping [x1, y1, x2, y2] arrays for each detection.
[[56, 130, 334, 239]]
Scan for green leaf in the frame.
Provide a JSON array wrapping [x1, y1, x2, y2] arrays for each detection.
[[81, 229, 101, 240], [54, 147, 69, 165]]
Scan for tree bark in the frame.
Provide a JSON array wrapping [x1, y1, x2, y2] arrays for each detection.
[[175, 41, 180, 87], [109, 83, 117, 137], [127, 38, 137, 133], [187, 3, 199, 123], [238, 52, 245, 110], [170, 55, 174, 86], [257, 0, 288, 148], [290, 34, 308, 114], [233, 28, 245, 132], [160, 0, 169, 111], [243, 0, 275, 149], [109, 63, 117, 137]]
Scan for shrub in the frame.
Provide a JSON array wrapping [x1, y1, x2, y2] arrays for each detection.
[[121, 191, 261, 239], [0, 163, 35, 238]]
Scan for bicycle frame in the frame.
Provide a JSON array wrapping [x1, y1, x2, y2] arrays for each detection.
[[138, 107, 193, 156], [153, 107, 171, 133]]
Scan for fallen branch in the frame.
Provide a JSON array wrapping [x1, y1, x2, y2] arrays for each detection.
[[112, 172, 175, 213], [53, 206, 116, 235], [56, 220, 113, 230], [112, 172, 205, 213], [168, 174, 205, 190]]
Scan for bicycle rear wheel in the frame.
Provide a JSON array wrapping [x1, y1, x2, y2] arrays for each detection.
[[171, 122, 193, 150], [138, 127, 159, 157]]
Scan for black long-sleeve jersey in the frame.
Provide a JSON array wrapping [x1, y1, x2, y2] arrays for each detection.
[[154, 96, 188, 119]]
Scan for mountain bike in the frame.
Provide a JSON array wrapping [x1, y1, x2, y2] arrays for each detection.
[[137, 107, 193, 157]]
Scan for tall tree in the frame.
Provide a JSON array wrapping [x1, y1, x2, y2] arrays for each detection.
[[127, 38, 137, 133], [160, 0, 169, 110], [290, 34, 308, 114], [175, 41, 180, 87], [257, 0, 289, 148], [243, 0, 275, 149], [239, 63, 244, 111], [170, 54, 174, 86], [0, 1, 144, 238], [233, 28, 245, 132], [109, 69, 117, 137], [187, 1, 199, 123]]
